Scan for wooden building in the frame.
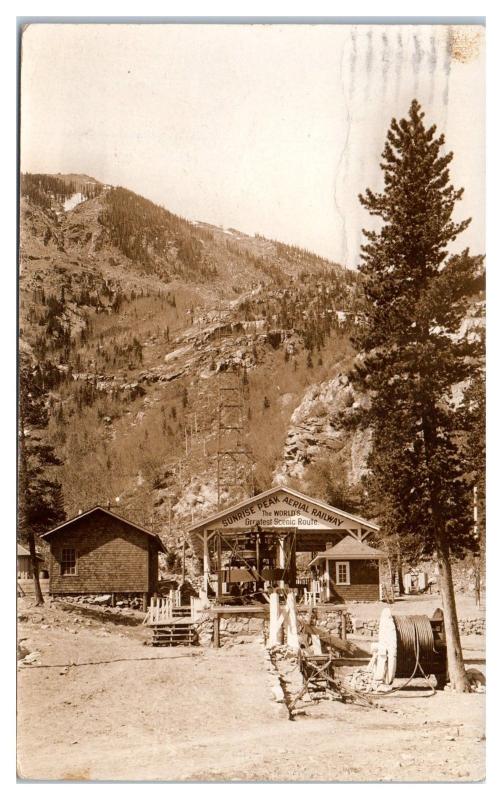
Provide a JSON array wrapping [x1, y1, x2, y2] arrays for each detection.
[[188, 486, 382, 603], [308, 536, 385, 602], [17, 544, 45, 580], [41, 506, 166, 604]]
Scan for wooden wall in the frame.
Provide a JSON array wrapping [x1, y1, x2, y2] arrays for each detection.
[[328, 559, 380, 602], [18, 555, 32, 580], [47, 510, 158, 595]]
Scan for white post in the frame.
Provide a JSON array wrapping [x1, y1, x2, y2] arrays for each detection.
[[267, 590, 282, 647], [203, 530, 210, 594], [286, 590, 300, 651], [278, 536, 286, 589]]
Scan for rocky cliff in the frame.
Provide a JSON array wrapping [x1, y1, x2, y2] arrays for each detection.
[[19, 173, 369, 575]]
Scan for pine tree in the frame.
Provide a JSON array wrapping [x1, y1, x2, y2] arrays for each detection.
[[19, 353, 67, 604], [352, 100, 484, 692]]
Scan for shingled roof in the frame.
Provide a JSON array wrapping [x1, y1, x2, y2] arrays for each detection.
[[309, 535, 386, 565], [17, 543, 44, 559], [40, 506, 167, 553]]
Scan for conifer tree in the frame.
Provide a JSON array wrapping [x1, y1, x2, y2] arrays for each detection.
[[19, 353, 66, 604], [352, 100, 484, 692]]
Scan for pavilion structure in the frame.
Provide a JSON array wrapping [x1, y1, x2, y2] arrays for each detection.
[[188, 486, 380, 599]]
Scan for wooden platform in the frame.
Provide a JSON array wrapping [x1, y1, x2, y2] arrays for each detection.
[[209, 605, 267, 617], [209, 604, 348, 616]]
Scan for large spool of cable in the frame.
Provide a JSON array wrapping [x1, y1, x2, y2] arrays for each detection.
[[374, 608, 445, 685]]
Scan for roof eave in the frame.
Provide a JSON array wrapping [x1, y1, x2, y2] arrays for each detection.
[[188, 485, 380, 533], [41, 506, 165, 550], [309, 551, 386, 565]]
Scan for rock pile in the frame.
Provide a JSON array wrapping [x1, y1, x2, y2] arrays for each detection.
[[345, 667, 375, 693], [466, 668, 486, 693], [458, 618, 485, 635], [18, 650, 41, 666]]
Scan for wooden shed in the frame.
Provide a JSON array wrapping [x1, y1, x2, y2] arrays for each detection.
[[17, 544, 45, 580], [308, 536, 386, 602], [40, 506, 166, 604]]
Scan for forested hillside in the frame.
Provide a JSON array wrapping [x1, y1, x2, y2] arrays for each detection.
[[18, 173, 484, 581]]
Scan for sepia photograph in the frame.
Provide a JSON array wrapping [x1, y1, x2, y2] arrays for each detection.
[[17, 18, 486, 782]]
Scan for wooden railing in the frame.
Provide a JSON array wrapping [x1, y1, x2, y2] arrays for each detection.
[[169, 588, 181, 606], [144, 592, 204, 626], [144, 596, 172, 625], [304, 580, 323, 606]]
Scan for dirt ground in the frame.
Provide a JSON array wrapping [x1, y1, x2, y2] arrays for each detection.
[[17, 597, 485, 782]]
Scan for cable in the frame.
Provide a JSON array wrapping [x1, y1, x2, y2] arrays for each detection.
[[394, 614, 437, 677], [375, 615, 437, 697]]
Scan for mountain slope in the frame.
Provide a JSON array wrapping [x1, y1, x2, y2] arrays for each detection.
[[17, 174, 375, 576]]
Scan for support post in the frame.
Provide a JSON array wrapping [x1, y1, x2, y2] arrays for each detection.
[[203, 529, 210, 594], [142, 592, 148, 613], [255, 531, 262, 588], [341, 610, 347, 640], [216, 533, 222, 599], [278, 536, 286, 589], [289, 532, 297, 588], [286, 590, 299, 651], [267, 590, 283, 647], [213, 614, 220, 649]]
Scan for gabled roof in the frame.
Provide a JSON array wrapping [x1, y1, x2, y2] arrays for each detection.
[[17, 543, 44, 559], [40, 506, 167, 553], [309, 535, 386, 565], [188, 485, 379, 533]]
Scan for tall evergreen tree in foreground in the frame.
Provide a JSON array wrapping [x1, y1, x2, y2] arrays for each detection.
[[352, 100, 484, 692]]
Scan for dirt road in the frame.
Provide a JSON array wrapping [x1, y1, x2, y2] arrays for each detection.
[[17, 599, 485, 781]]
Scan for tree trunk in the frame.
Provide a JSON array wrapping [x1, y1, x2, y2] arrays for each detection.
[[28, 530, 44, 606], [422, 407, 469, 692], [395, 547, 405, 595], [435, 533, 469, 692], [18, 401, 44, 605]]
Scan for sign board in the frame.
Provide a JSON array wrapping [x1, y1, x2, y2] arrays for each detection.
[[216, 493, 354, 531]]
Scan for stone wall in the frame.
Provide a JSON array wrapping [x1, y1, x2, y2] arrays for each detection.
[[458, 618, 485, 635], [193, 612, 266, 647], [191, 605, 485, 647], [297, 607, 354, 636], [193, 606, 355, 647], [65, 593, 144, 609], [347, 615, 485, 639]]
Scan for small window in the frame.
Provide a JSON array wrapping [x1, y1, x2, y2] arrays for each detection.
[[61, 548, 77, 576], [335, 561, 350, 585]]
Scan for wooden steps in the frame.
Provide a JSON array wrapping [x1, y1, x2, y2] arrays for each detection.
[[151, 617, 197, 647], [171, 606, 191, 618], [145, 596, 199, 646]]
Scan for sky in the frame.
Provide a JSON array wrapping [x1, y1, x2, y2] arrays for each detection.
[[20, 23, 485, 267]]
